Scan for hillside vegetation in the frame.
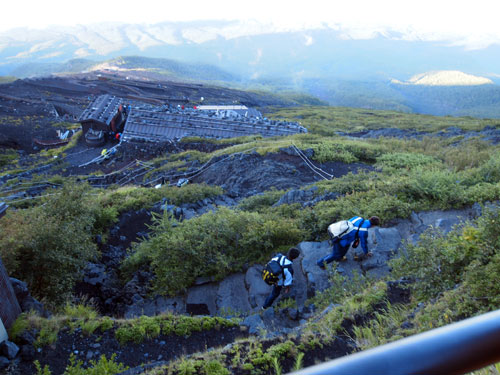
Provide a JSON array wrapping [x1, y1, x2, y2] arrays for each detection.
[[1, 105, 500, 374]]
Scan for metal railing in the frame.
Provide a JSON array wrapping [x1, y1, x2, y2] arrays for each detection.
[[290, 308, 500, 375]]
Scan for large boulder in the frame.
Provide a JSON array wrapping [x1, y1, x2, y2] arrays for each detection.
[[298, 241, 332, 293], [0, 340, 19, 360], [216, 274, 251, 315], [9, 278, 48, 317], [186, 284, 218, 315], [360, 227, 402, 278], [124, 295, 185, 319], [245, 265, 269, 308], [241, 314, 265, 335]]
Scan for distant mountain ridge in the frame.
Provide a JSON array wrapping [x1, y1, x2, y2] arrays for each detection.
[[9, 56, 239, 84], [8, 55, 500, 118], [4, 20, 500, 118], [3, 21, 500, 85]]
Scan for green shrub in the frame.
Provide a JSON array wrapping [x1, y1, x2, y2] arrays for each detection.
[[463, 254, 500, 311], [202, 360, 230, 375], [34, 361, 51, 375], [477, 153, 500, 184], [64, 302, 98, 321], [402, 167, 467, 209], [310, 142, 358, 163], [115, 323, 146, 345], [0, 182, 98, 306], [0, 149, 18, 168], [64, 353, 128, 375], [126, 207, 305, 296], [115, 316, 161, 344], [238, 188, 285, 211], [35, 322, 60, 348], [390, 207, 500, 301], [97, 183, 223, 215], [267, 340, 297, 360], [8, 314, 29, 342], [375, 152, 441, 173], [99, 316, 114, 332], [440, 139, 492, 171], [464, 182, 500, 204]]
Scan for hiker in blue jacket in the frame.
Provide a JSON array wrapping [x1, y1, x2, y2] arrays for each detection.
[[262, 247, 300, 310], [317, 216, 380, 269]]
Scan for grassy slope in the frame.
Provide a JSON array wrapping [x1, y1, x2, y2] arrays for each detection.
[[3, 105, 500, 374]]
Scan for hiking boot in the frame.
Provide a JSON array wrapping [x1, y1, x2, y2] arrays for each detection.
[[317, 262, 326, 270]]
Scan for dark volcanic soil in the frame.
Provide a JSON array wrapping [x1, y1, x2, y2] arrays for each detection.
[[15, 326, 246, 375]]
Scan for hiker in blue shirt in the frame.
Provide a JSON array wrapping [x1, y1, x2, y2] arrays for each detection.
[[317, 216, 380, 269], [262, 247, 300, 310]]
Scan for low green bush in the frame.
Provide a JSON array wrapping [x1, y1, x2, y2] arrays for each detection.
[[97, 183, 223, 215], [63, 353, 127, 375], [125, 207, 305, 296], [0, 182, 98, 306], [0, 149, 18, 168], [375, 152, 441, 173], [390, 207, 500, 301], [238, 188, 285, 211]]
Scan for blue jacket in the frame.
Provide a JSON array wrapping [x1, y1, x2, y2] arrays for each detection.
[[339, 216, 371, 254]]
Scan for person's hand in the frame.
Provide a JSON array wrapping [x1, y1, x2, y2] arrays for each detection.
[[284, 286, 291, 294], [366, 252, 373, 258]]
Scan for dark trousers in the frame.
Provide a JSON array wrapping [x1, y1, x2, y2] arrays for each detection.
[[317, 240, 349, 266], [263, 284, 282, 309]]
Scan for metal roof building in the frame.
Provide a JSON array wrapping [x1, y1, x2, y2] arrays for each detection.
[[122, 107, 306, 142], [78, 95, 123, 126], [79, 95, 307, 143]]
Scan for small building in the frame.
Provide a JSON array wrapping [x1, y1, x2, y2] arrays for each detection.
[[78, 95, 127, 146], [79, 95, 307, 145]]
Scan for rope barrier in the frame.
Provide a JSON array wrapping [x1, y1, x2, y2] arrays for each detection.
[[291, 143, 332, 180], [2, 141, 333, 202]]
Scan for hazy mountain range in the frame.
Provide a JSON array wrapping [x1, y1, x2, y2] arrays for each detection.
[[3, 20, 500, 117]]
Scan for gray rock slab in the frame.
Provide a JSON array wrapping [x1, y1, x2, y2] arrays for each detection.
[[216, 274, 251, 315], [186, 283, 218, 315], [299, 241, 333, 292], [245, 265, 270, 308], [291, 255, 308, 306], [414, 208, 475, 234], [241, 314, 265, 335]]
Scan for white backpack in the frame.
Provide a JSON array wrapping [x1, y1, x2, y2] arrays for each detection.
[[327, 220, 355, 241]]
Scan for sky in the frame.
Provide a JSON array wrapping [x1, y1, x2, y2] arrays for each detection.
[[3, 0, 500, 49]]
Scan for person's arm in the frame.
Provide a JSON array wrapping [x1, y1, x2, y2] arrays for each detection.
[[283, 267, 293, 289]]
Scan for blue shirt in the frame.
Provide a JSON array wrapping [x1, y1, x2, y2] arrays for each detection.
[[339, 216, 371, 254]]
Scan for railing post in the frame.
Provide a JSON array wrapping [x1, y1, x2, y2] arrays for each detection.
[[290, 309, 500, 375]]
